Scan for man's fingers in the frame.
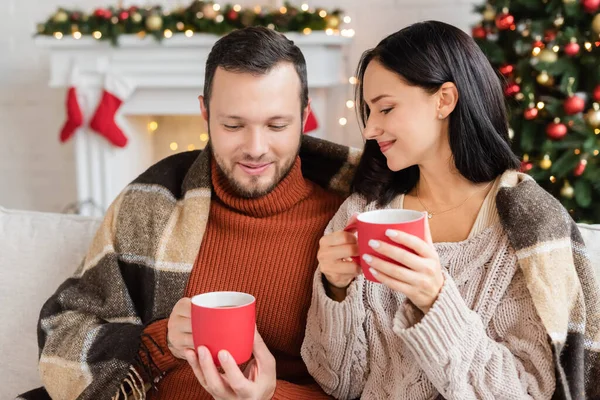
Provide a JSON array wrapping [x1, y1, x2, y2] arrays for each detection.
[[184, 349, 206, 387]]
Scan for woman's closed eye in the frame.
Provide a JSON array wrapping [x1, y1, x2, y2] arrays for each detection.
[[380, 108, 393, 115]]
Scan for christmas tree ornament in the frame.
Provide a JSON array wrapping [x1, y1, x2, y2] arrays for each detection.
[[537, 71, 554, 86], [145, 13, 163, 30], [564, 39, 580, 56], [520, 160, 534, 172], [594, 85, 600, 102], [495, 9, 515, 30], [544, 29, 557, 42], [563, 0, 576, 3], [89, 73, 136, 148], [538, 48, 558, 63], [524, 105, 539, 119], [131, 12, 142, 23], [561, 181, 575, 199], [574, 159, 588, 176], [119, 11, 130, 21], [585, 103, 600, 128], [53, 10, 69, 23], [554, 14, 565, 27], [540, 154, 552, 170], [203, 3, 218, 19], [546, 118, 568, 140], [94, 8, 111, 19], [472, 26, 487, 39], [326, 15, 340, 29], [564, 95, 586, 114], [582, 0, 600, 13], [227, 9, 239, 20], [482, 5, 496, 21], [593, 13, 600, 33], [241, 10, 255, 26], [498, 64, 514, 76], [532, 39, 545, 49], [504, 82, 521, 97]]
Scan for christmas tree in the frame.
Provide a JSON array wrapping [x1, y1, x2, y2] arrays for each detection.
[[472, 0, 600, 223]]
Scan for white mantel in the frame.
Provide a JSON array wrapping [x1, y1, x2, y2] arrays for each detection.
[[36, 32, 352, 216]]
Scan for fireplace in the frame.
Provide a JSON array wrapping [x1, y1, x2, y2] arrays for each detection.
[[37, 32, 352, 216]]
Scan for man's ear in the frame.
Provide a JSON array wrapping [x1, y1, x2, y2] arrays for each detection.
[[199, 95, 208, 122], [302, 99, 312, 129]]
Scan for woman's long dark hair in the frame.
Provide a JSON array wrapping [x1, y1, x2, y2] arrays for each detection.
[[352, 21, 520, 206]]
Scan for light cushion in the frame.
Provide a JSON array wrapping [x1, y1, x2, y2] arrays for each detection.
[[0, 206, 100, 397]]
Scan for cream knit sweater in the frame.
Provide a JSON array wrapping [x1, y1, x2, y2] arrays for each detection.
[[301, 174, 556, 400]]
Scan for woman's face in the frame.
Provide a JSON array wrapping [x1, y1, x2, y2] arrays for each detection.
[[361, 60, 448, 172]]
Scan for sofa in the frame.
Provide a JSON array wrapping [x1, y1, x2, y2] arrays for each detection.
[[1, 206, 599, 397]]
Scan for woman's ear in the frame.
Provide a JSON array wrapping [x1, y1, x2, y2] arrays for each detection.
[[436, 82, 459, 119]]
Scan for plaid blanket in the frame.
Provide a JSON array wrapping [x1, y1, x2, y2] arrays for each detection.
[[18, 137, 599, 399]]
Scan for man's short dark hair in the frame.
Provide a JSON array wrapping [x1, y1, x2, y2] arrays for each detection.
[[203, 27, 309, 115]]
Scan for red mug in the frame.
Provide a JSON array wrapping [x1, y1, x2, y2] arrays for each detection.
[[191, 291, 256, 366], [344, 209, 426, 282]]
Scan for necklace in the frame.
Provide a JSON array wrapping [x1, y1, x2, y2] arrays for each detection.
[[416, 178, 494, 219]]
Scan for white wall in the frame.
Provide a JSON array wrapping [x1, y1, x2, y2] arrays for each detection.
[[0, 0, 479, 213]]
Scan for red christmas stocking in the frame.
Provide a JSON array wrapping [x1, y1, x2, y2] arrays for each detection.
[[304, 110, 319, 134], [89, 73, 135, 147], [59, 68, 84, 143]]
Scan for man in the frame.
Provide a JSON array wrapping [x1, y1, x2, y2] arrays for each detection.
[[19, 27, 358, 400]]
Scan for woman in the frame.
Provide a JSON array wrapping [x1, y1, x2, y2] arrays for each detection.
[[301, 21, 600, 400]]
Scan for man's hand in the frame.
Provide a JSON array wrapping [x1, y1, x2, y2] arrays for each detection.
[[167, 298, 194, 359], [185, 329, 276, 400]]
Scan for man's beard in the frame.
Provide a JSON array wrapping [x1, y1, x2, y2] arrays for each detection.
[[210, 137, 302, 199]]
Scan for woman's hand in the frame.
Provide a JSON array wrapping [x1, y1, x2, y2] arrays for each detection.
[[362, 217, 444, 313], [317, 214, 361, 295]]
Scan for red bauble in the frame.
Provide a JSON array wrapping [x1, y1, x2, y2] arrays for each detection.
[[94, 8, 111, 19], [520, 161, 534, 172], [582, 0, 600, 13], [544, 30, 557, 42], [594, 85, 600, 102], [119, 11, 129, 20], [532, 40, 545, 49], [472, 26, 487, 39], [524, 107, 539, 120], [504, 82, 521, 97], [71, 12, 82, 21], [546, 121, 568, 140], [227, 10, 239, 20], [128, 6, 139, 13], [564, 42, 580, 56], [564, 95, 586, 115], [496, 12, 515, 30], [499, 64, 514, 76], [574, 160, 587, 177]]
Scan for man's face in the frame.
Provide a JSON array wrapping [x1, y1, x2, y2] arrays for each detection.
[[200, 62, 309, 198]]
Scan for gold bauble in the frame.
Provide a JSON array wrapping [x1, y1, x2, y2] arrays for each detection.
[[536, 71, 554, 86], [561, 182, 574, 199], [326, 15, 340, 29], [592, 13, 600, 34], [202, 4, 218, 20], [131, 12, 142, 23], [145, 14, 163, 31], [563, 0, 576, 3], [585, 108, 600, 129], [53, 10, 69, 23], [540, 156, 552, 170], [483, 5, 496, 21], [538, 48, 558, 63]]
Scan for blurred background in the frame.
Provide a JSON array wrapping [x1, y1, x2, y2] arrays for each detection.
[[0, 0, 480, 215]]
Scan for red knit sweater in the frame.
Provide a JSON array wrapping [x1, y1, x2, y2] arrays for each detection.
[[141, 156, 342, 399]]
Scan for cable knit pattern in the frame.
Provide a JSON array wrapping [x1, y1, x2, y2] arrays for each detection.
[[301, 174, 556, 400]]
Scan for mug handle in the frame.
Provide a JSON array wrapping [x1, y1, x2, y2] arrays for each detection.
[[343, 221, 360, 265]]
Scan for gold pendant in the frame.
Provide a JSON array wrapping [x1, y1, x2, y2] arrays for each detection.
[[427, 212, 433, 219]]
